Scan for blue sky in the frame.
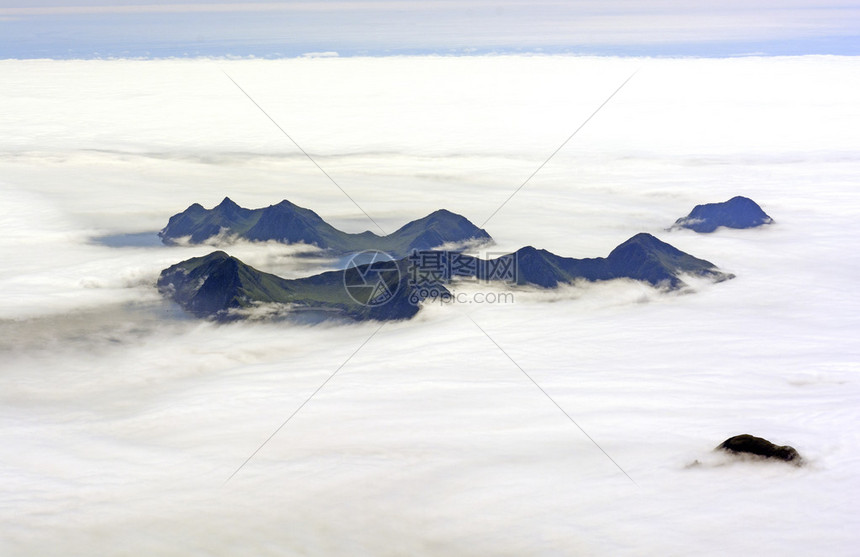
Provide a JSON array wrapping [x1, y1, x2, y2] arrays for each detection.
[[1, 1, 859, 58]]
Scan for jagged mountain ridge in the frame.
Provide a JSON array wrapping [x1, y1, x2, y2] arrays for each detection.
[[159, 197, 492, 256], [158, 233, 733, 321], [455, 233, 732, 288]]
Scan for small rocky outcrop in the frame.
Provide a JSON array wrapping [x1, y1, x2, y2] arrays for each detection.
[[716, 434, 802, 463], [672, 196, 773, 233]]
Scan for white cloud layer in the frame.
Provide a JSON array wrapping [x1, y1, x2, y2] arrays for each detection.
[[1, 56, 859, 555]]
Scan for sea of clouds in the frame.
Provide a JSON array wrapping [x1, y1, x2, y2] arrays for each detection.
[[1, 55, 858, 555]]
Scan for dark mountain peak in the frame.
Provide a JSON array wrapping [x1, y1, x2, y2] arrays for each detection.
[[418, 209, 472, 230], [246, 201, 332, 245], [607, 232, 730, 286], [408, 208, 467, 226], [159, 198, 256, 245], [202, 250, 230, 261], [215, 196, 240, 210], [167, 250, 244, 277], [609, 233, 683, 258], [514, 245, 556, 260], [163, 251, 240, 283], [625, 231, 663, 244], [703, 196, 766, 216], [366, 209, 491, 254], [727, 195, 752, 203], [272, 199, 296, 209], [424, 208, 458, 220], [673, 196, 773, 233], [508, 246, 570, 287], [264, 199, 325, 221], [209, 196, 251, 223], [157, 250, 247, 317]]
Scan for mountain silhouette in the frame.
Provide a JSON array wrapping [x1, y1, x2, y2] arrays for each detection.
[[157, 250, 447, 322], [460, 233, 731, 288], [159, 198, 491, 257], [158, 233, 732, 321], [672, 196, 773, 233]]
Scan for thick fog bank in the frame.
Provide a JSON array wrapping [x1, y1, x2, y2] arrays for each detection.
[[1, 56, 858, 555]]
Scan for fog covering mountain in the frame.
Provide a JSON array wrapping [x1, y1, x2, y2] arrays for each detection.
[[159, 197, 491, 257], [672, 195, 774, 233], [158, 233, 732, 321], [1, 57, 859, 557]]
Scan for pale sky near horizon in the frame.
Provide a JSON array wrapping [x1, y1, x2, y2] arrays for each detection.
[[1, 0, 859, 58]]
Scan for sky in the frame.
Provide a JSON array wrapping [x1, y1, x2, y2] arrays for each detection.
[[1, 0, 860, 58], [1, 54, 859, 555]]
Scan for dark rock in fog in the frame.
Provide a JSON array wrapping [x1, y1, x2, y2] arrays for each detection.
[[672, 196, 773, 233], [717, 434, 802, 463]]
